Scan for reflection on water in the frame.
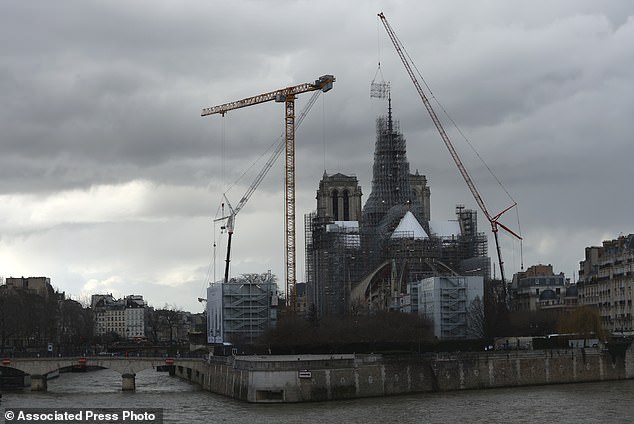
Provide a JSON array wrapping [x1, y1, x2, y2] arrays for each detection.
[[2, 367, 634, 423]]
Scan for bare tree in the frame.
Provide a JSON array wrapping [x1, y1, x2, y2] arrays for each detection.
[[58, 299, 93, 351], [146, 304, 186, 343], [0, 287, 61, 352], [467, 296, 485, 339], [259, 311, 433, 353], [0, 286, 23, 352]]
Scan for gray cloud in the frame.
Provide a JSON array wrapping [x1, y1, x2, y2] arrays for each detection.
[[1, 0, 633, 311]]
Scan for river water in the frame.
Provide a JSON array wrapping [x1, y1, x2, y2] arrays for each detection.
[[2, 368, 634, 423]]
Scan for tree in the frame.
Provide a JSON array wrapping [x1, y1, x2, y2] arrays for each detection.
[[146, 305, 186, 343], [0, 287, 60, 351], [557, 306, 607, 343], [259, 311, 433, 353], [467, 296, 485, 339], [0, 286, 24, 352], [484, 279, 512, 337], [508, 309, 559, 336], [58, 299, 93, 350]]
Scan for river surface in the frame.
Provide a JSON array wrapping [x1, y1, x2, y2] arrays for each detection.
[[2, 368, 634, 423]]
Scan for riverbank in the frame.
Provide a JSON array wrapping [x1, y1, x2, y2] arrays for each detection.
[[5, 369, 634, 423], [174, 345, 634, 403]]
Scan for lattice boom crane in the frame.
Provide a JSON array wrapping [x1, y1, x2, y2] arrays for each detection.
[[378, 12, 521, 289], [202, 75, 335, 309]]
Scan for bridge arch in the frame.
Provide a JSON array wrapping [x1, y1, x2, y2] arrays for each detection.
[[1, 357, 202, 392]]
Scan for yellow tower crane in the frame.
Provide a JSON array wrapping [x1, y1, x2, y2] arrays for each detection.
[[201, 75, 336, 309]]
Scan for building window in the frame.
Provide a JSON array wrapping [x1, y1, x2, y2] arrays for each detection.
[[332, 189, 339, 220]]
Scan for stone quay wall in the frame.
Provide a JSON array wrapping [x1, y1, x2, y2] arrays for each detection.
[[174, 346, 634, 403]]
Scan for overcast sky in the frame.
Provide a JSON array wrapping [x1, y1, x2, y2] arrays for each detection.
[[2, 1, 633, 312]]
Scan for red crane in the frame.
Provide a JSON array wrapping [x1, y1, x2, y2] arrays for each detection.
[[378, 12, 522, 292]]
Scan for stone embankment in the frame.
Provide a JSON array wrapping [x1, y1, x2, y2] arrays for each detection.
[[173, 345, 634, 403]]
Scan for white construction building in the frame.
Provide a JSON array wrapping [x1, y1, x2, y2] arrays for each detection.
[[207, 272, 279, 345], [417, 276, 484, 339]]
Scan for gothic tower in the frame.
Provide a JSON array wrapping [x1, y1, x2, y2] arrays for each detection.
[[316, 172, 362, 221], [409, 170, 431, 222], [362, 96, 424, 229]]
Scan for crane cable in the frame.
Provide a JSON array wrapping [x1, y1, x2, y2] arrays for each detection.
[[199, 217, 219, 298], [397, 34, 517, 207], [412, 57, 526, 270], [322, 90, 327, 172], [204, 91, 324, 292], [221, 90, 323, 209], [373, 15, 388, 87], [384, 16, 525, 271], [200, 140, 227, 300]]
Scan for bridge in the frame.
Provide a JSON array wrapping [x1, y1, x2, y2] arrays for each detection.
[[0, 356, 205, 391]]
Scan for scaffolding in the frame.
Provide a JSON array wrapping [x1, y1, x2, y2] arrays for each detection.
[[305, 100, 489, 317], [207, 273, 278, 345], [439, 277, 468, 339], [362, 97, 424, 229], [438, 206, 489, 279], [305, 213, 362, 317]]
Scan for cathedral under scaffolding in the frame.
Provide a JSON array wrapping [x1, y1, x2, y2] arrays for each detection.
[[305, 98, 489, 318]]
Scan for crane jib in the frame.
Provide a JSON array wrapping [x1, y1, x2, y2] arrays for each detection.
[[201, 75, 335, 117], [201, 74, 335, 310]]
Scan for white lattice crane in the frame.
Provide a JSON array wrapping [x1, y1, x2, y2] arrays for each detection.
[[202, 75, 335, 308]]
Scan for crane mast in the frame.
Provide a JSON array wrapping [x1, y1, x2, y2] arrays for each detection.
[[202, 75, 335, 309], [378, 13, 521, 292], [214, 90, 323, 286]]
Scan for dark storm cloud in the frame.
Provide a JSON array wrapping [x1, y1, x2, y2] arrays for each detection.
[[1, 0, 634, 311]]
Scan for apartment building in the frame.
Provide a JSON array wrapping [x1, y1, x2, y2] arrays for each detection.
[[5, 276, 54, 299], [91, 294, 147, 339], [578, 234, 634, 334], [511, 264, 574, 312]]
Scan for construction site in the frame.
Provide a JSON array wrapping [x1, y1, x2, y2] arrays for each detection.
[[304, 97, 490, 321], [204, 13, 520, 342]]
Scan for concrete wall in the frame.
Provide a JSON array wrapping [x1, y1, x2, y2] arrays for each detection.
[[175, 346, 634, 403]]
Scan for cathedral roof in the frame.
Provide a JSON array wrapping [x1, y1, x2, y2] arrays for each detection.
[[390, 211, 428, 240], [324, 172, 356, 180]]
